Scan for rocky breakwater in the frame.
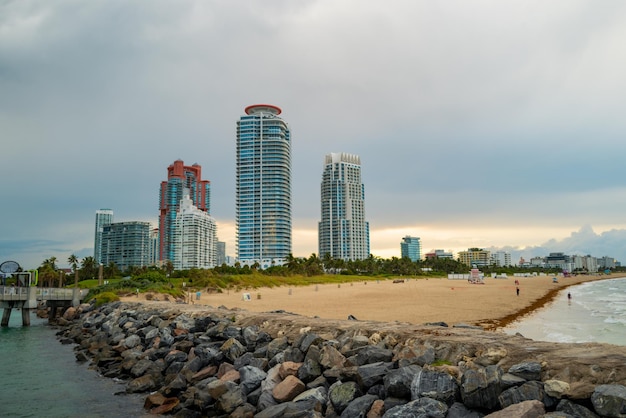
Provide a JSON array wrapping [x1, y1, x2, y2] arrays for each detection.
[[56, 301, 626, 417]]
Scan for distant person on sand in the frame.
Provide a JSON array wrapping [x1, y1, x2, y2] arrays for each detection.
[[516, 287, 520, 296], [568, 292, 572, 300]]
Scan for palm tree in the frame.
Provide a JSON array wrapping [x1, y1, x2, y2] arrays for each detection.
[[68, 254, 79, 288], [81, 256, 97, 280]]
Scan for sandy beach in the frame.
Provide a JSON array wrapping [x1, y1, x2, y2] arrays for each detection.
[[121, 273, 620, 329]]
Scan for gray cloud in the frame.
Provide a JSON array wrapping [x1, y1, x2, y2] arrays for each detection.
[[2, 1, 626, 268]]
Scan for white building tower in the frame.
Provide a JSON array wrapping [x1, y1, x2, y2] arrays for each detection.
[[319, 153, 370, 261], [172, 191, 218, 270]]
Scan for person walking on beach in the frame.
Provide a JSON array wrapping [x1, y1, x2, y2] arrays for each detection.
[[516, 287, 520, 296], [568, 292, 572, 300]]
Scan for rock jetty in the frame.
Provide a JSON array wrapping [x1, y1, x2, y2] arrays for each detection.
[[56, 301, 626, 417]]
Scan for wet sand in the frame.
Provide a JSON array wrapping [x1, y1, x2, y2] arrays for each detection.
[[121, 274, 618, 329]]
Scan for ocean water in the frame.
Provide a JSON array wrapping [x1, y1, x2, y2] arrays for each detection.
[[503, 277, 626, 346], [0, 310, 148, 418]]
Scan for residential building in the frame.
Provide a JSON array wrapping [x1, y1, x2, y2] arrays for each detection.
[[491, 251, 512, 267], [458, 248, 491, 267], [94, 209, 114, 264], [545, 252, 573, 272], [101, 221, 150, 271], [400, 236, 421, 262], [159, 160, 211, 262], [319, 153, 370, 261], [216, 241, 226, 266], [236, 104, 292, 263], [172, 192, 217, 270], [148, 227, 159, 266], [598, 256, 617, 270], [425, 249, 454, 259]]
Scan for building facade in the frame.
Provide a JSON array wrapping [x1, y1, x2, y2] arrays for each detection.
[[236, 104, 292, 263], [491, 251, 512, 267], [400, 236, 421, 262], [458, 248, 491, 267], [319, 153, 370, 261], [101, 221, 150, 271], [172, 192, 217, 270], [94, 209, 114, 265], [216, 241, 226, 266], [159, 160, 211, 262]]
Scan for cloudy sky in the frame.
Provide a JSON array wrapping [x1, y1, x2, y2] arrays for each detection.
[[2, 0, 626, 270]]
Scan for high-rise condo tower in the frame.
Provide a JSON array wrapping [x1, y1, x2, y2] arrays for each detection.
[[236, 104, 292, 265], [94, 209, 114, 264], [319, 153, 370, 261], [159, 160, 210, 262]]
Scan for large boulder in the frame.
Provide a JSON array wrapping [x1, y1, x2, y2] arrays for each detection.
[[411, 368, 459, 405], [591, 384, 626, 418], [382, 397, 448, 418], [460, 365, 503, 410], [507, 362, 542, 381], [329, 381, 362, 414], [384, 365, 422, 399]]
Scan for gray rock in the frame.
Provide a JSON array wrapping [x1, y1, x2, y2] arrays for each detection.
[[127, 374, 156, 393], [348, 346, 393, 366], [384, 365, 423, 399], [284, 346, 305, 363], [255, 401, 322, 418], [356, 361, 395, 390], [507, 362, 542, 381], [239, 365, 267, 396], [556, 398, 599, 418], [382, 397, 448, 418], [446, 402, 484, 418], [411, 368, 459, 405], [220, 337, 247, 362], [164, 349, 188, 365], [498, 381, 545, 409], [122, 334, 141, 348], [293, 386, 328, 409], [215, 382, 246, 414], [329, 381, 362, 414], [460, 365, 503, 410], [340, 394, 379, 418], [591, 384, 626, 418], [267, 336, 290, 359], [500, 372, 527, 389], [299, 333, 324, 353], [298, 358, 323, 383]]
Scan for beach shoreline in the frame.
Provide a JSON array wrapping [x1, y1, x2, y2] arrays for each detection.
[[121, 273, 620, 330]]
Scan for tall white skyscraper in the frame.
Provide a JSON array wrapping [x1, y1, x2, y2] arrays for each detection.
[[94, 209, 114, 264], [319, 153, 370, 261], [236, 104, 292, 265], [172, 191, 217, 270]]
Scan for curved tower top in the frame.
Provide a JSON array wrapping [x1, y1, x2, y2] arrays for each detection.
[[244, 104, 282, 115]]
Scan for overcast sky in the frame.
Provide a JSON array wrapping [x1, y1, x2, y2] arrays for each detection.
[[2, 0, 626, 270]]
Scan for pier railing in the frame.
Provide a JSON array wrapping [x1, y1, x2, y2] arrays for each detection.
[[0, 286, 88, 302]]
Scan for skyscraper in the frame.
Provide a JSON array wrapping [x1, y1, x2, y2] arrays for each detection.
[[172, 191, 217, 270], [236, 104, 292, 264], [101, 221, 150, 271], [400, 236, 421, 262], [159, 160, 210, 262], [94, 209, 114, 264], [319, 153, 370, 261]]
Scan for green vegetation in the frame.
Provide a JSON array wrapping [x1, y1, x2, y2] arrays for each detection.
[[86, 291, 120, 307]]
